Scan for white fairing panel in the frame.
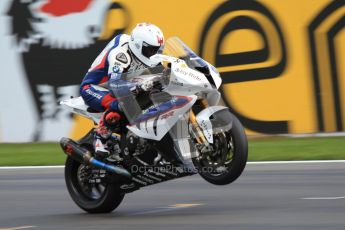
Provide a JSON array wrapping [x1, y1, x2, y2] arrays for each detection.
[[207, 91, 221, 106], [206, 62, 222, 89], [127, 95, 197, 141], [196, 106, 230, 143], [158, 59, 213, 96], [60, 96, 102, 123]]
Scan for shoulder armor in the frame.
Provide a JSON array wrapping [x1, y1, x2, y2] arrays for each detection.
[[108, 46, 131, 72]]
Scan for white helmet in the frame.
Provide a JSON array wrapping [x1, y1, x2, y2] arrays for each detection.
[[128, 23, 164, 67]]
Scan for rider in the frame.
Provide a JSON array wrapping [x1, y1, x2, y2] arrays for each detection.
[[80, 22, 165, 158]]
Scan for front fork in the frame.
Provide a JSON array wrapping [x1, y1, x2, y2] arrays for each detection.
[[189, 99, 212, 152]]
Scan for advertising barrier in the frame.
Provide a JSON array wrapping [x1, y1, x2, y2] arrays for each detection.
[[0, 0, 344, 141]]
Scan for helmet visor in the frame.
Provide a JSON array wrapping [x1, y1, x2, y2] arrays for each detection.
[[142, 42, 160, 58]]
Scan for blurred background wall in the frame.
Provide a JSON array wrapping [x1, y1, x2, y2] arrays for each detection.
[[0, 0, 344, 142]]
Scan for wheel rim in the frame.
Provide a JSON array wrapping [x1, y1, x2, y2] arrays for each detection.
[[73, 163, 107, 201], [199, 131, 235, 177], [225, 134, 235, 164]]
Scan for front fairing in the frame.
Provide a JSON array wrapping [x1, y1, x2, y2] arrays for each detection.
[[162, 37, 222, 89]]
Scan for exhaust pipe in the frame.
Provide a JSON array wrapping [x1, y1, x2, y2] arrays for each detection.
[[60, 137, 131, 179]]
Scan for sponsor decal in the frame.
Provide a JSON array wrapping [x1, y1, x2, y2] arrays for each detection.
[[180, 63, 188, 68], [131, 177, 147, 186], [137, 175, 154, 184], [112, 64, 120, 73], [116, 52, 128, 64], [143, 172, 162, 182], [175, 67, 202, 81], [200, 120, 212, 141], [85, 88, 102, 99], [171, 80, 183, 86], [120, 183, 136, 190], [157, 36, 164, 45]]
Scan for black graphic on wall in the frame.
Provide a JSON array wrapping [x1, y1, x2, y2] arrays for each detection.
[[199, 0, 289, 134], [7, 0, 130, 140], [308, 0, 345, 132]]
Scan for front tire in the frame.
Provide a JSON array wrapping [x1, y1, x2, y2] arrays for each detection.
[[195, 113, 248, 185], [65, 157, 125, 213]]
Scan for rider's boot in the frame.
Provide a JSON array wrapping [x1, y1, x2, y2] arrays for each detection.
[[93, 110, 121, 159]]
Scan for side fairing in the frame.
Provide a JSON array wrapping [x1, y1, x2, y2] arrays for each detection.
[[127, 95, 197, 140]]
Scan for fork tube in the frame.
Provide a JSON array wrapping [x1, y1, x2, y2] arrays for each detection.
[[189, 110, 207, 144], [199, 99, 209, 108]]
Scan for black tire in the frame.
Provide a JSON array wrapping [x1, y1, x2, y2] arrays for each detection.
[[64, 157, 125, 213], [196, 113, 248, 185]]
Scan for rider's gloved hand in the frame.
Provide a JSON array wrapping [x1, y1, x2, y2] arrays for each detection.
[[131, 80, 162, 96], [141, 80, 162, 92], [140, 79, 154, 91]]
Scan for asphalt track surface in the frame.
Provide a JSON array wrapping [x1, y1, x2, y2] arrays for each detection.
[[0, 162, 344, 230]]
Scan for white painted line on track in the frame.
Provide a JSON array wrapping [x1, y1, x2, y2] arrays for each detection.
[[130, 203, 203, 215], [301, 196, 345, 200], [168, 203, 203, 208], [247, 160, 345, 164], [0, 226, 37, 230], [0, 160, 344, 170], [0, 166, 64, 170], [277, 132, 345, 138]]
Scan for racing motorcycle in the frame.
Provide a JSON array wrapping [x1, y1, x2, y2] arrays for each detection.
[[60, 37, 248, 213]]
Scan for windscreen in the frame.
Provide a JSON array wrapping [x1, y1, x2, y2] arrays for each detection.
[[162, 37, 216, 87], [162, 37, 209, 69]]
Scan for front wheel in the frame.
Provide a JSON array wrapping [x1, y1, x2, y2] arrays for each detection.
[[193, 113, 248, 185], [65, 157, 125, 213]]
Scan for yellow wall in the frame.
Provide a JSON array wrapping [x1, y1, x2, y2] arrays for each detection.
[[72, 0, 345, 139]]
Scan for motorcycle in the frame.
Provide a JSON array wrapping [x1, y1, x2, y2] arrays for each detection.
[[59, 37, 248, 213]]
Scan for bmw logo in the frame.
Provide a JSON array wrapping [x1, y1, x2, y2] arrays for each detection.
[[113, 65, 120, 73]]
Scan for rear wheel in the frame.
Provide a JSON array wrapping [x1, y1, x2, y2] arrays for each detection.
[[65, 157, 125, 213], [193, 113, 248, 185]]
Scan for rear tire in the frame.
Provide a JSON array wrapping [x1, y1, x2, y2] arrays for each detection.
[[65, 157, 125, 213], [195, 113, 248, 185]]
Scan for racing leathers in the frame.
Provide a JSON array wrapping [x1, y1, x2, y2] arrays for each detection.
[[80, 34, 150, 157]]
